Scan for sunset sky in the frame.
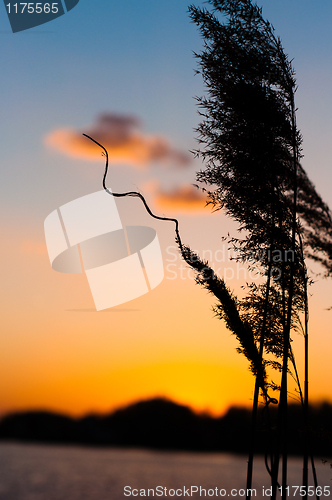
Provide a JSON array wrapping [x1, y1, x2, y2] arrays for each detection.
[[1, 0, 332, 418]]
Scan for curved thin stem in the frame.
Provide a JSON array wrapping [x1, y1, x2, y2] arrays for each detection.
[[82, 133, 185, 252]]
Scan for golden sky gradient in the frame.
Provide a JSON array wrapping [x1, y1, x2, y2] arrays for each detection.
[[1, 195, 332, 418]]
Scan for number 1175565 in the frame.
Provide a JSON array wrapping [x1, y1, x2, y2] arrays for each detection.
[[6, 3, 59, 14], [277, 486, 330, 496]]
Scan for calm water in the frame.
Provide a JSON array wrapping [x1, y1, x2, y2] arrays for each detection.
[[0, 443, 330, 500]]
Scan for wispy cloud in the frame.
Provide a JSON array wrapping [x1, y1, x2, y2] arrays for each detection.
[[152, 184, 209, 213], [45, 113, 191, 168]]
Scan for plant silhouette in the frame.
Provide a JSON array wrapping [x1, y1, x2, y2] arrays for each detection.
[[187, 1, 332, 498], [83, 2, 332, 493]]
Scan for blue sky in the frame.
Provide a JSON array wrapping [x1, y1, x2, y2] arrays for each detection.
[[1, 0, 332, 212]]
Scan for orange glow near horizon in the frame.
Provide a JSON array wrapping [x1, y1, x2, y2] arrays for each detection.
[[0, 359, 255, 418], [1, 210, 332, 421]]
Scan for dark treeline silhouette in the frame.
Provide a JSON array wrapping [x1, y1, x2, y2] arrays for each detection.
[[0, 398, 331, 457]]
